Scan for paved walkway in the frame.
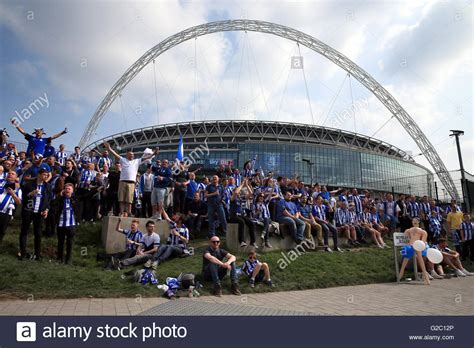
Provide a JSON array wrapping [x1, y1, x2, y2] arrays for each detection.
[[0, 277, 472, 316]]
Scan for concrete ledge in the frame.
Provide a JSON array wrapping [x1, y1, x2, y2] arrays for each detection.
[[224, 223, 367, 253], [225, 223, 299, 253], [101, 216, 171, 254]]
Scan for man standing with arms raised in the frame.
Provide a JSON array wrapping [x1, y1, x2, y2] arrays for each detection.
[[104, 143, 158, 217]]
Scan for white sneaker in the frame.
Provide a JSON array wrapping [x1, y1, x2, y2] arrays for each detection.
[[455, 269, 466, 277], [418, 272, 433, 280], [251, 243, 258, 249], [461, 269, 474, 276], [430, 270, 443, 279], [240, 241, 247, 247], [260, 233, 265, 241]]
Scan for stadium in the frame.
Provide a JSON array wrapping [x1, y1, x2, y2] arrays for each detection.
[[77, 19, 461, 201], [85, 119, 434, 197]]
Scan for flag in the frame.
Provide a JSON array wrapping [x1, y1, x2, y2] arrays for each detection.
[[176, 135, 184, 162]]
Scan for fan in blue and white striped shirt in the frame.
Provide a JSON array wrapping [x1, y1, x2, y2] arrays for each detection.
[[406, 196, 420, 219], [55, 144, 68, 166], [348, 189, 364, 216], [78, 163, 96, 189], [460, 215, 473, 242], [58, 197, 76, 227], [166, 223, 190, 250], [429, 210, 442, 240], [197, 178, 208, 202]]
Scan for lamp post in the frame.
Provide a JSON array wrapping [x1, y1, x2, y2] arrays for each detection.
[[302, 158, 315, 186], [449, 130, 470, 212]]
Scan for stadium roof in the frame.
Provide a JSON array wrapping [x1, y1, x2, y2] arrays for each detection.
[[86, 120, 419, 163]]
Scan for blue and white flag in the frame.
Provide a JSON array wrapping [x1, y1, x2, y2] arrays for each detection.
[[176, 135, 184, 162]]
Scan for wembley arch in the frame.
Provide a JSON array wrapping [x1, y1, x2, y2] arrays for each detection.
[[79, 19, 459, 200]]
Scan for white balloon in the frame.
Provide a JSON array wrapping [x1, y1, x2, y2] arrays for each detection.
[[427, 248, 443, 264], [413, 240, 426, 252]]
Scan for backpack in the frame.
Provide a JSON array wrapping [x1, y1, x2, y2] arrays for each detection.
[[178, 273, 195, 289]]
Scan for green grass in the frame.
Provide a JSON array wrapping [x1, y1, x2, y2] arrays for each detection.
[[0, 221, 471, 300]]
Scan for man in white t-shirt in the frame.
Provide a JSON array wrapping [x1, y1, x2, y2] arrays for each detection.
[[383, 193, 400, 233], [115, 220, 160, 269], [104, 143, 158, 217]]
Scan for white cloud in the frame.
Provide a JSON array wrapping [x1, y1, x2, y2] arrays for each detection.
[[0, 0, 471, 174]]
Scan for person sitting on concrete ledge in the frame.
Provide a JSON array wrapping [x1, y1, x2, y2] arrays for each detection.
[[113, 220, 159, 270], [242, 251, 274, 288], [275, 191, 305, 244], [360, 205, 386, 249], [370, 205, 389, 238], [202, 236, 241, 297], [154, 214, 190, 265], [312, 196, 341, 252], [229, 178, 257, 248], [113, 218, 143, 260], [185, 191, 207, 237], [251, 192, 273, 248]]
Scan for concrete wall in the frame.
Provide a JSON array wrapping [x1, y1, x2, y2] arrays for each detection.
[[224, 224, 357, 253], [101, 216, 171, 254]]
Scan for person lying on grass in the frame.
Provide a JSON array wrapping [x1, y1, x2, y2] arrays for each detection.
[[241, 251, 274, 288]]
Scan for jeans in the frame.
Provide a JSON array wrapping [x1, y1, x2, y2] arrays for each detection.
[[277, 216, 305, 243], [20, 211, 43, 257], [321, 222, 338, 248], [461, 239, 474, 261], [386, 214, 399, 230], [229, 214, 256, 244], [202, 262, 237, 285], [354, 225, 365, 240], [173, 189, 186, 214], [141, 191, 153, 218], [186, 215, 204, 235], [154, 245, 183, 263], [258, 217, 270, 240], [57, 226, 75, 263], [208, 204, 227, 237], [121, 253, 154, 266]]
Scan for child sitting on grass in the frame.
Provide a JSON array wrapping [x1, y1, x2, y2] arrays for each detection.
[[242, 251, 274, 288]]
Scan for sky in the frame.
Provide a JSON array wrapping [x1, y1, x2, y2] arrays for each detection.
[[0, 0, 472, 175]]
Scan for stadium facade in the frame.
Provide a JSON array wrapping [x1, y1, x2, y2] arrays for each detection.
[[86, 120, 434, 197]]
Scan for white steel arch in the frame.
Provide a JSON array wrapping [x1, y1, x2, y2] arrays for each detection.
[[79, 19, 459, 199]]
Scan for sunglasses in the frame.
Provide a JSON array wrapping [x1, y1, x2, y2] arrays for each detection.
[[211, 240, 220, 244]]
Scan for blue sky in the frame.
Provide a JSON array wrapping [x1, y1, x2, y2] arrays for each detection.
[[0, 0, 472, 174]]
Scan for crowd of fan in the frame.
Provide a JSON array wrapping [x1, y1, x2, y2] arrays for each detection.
[[0, 123, 473, 295]]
